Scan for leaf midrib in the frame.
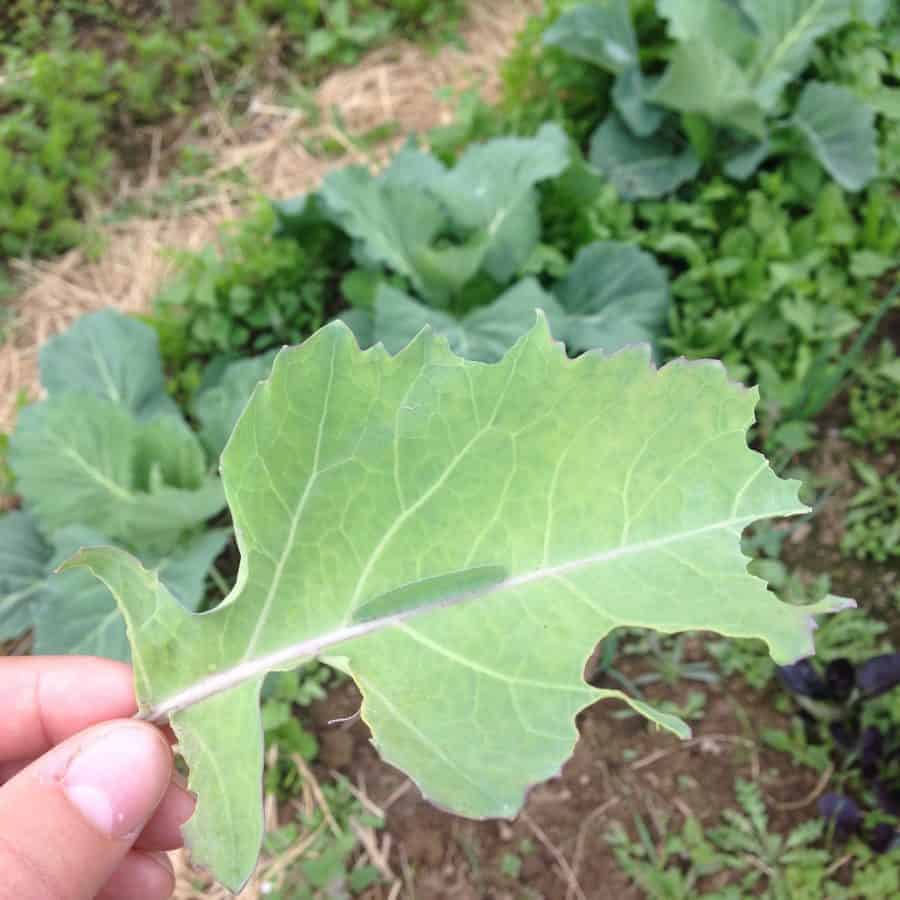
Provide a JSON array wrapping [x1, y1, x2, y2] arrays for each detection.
[[752, 0, 828, 92], [139, 509, 798, 722]]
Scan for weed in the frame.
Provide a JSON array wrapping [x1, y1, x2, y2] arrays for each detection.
[[0, 1, 466, 261], [152, 201, 350, 366], [604, 780, 900, 900], [845, 340, 900, 453], [842, 461, 900, 562]]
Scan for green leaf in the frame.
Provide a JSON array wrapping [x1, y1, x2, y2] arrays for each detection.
[[542, 0, 637, 73], [319, 128, 569, 302], [0, 511, 52, 641], [0, 511, 228, 658], [68, 319, 851, 891], [39, 309, 178, 420], [374, 280, 566, 362], [9, 396, 226, 552], [652, 41, 766, 137], [353, 565, 508, 624], [657, 0, 755, 62], [854, 0, 890, 26], [792, 82, 879, 191], [554, 242, 670, 357], [740, 0, 852, 110], [194, 353, 278, 458], [32, 526, 127, 658], [612, 66, 664, 138], [724, 137, 773, 180], [34, 527, 229, 660], [152, 529, 232, 612], [428, 124, 571, 283], [340, 307, 376, 348], [589, 114, 701, 199], [320, 164, 467, 304]]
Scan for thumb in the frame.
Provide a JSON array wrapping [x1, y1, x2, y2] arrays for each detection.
[[0, 720, 173, 900]]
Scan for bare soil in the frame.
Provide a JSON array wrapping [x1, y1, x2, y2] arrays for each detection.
[[295, 653, 820, 900]]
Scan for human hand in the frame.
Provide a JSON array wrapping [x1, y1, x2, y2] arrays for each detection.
[[0, 656, 195, 900]]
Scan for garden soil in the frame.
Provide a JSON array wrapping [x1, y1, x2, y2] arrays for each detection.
[[171, 657, 824, 900]]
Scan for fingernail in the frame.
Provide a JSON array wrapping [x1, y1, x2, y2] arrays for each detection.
[[63, 724, 171, 839]]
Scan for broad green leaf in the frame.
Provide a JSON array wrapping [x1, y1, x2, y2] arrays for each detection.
[[194, 353, 278, 458], [854, 0, 889, 26], [554, 242, 670, 357], [320, 165, 472, 304], [319, 129, 569, 302], [724, 137, 773, 180], [272, 192, 330, 239], [589, 114, 701, 198], [868, 87, 900, 121], [373, 280, 566, 362], [39, 309, 178, 420], [9, 395, 226, 552], [339, 307, 376, 348], [741, 0, 852, 110], [35, 526, 132, 659], [542, 0, 637, 73], [152, 529, 231, 611], [69, 320, 851, 891], [33, 527, 230, 660], [652, 41, 766, 138], [613, 66, 664, 137], [656, 0, 755, 62], [0, 511, 52, 641], [428, 124, 571, 283], [792, 82, 879, 191], [0, 510, 228, 658], [353, 565, 508, 624]]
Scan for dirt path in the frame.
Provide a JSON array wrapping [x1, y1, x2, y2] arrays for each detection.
[[0, 0, 537, 431]]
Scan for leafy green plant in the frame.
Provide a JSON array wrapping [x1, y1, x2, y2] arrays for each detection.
[[0, 0, 467, 260], [260, 775, 385, 898], [842, 461, 900, 562], [845, 340, 900, 452], [713, 571, 889, 692], [609, 803, 899, 899], [262, 667, 331, 797], [0, 310, 230, 657], [66, 316, 852, 890], [536, 146, 900, 442], [0, 43, 114, 257], [153, 202, 349, 364], [606, 813, 722, 898], [607, 782, 839, 900], [543, 0, 884, 197], [707, 779, 829, 897], [274, 126, 672, 361]]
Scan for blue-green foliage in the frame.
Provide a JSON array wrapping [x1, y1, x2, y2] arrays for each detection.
[[0, 311, 272, 658], [273, 127, 672, 362], [542, 0, 889, 196]]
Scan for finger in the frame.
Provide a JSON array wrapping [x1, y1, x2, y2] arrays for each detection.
[[95, 851, 174, 900], [134, 780, 195, 852], [1, 767, 193, 849], [0, 720, 172, 900], [0, 760, 27, 785], [0, 657, 136, 762]]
